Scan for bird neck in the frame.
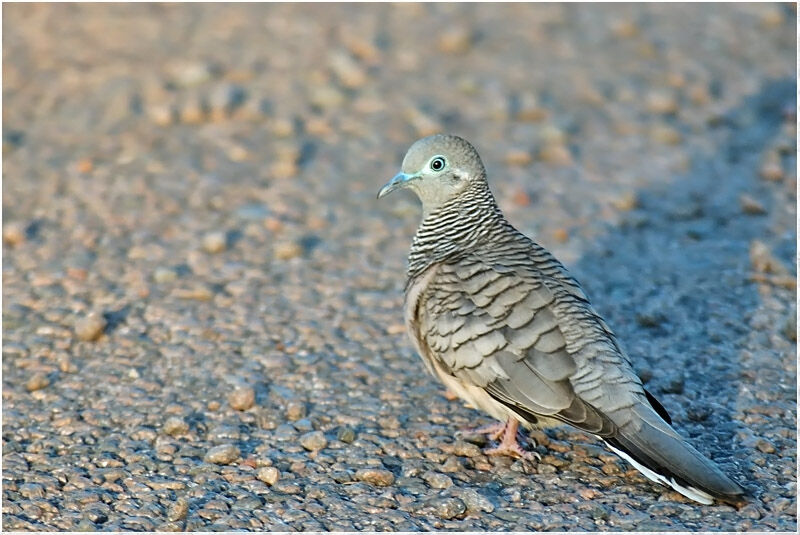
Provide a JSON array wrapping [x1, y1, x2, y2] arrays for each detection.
[[407, 180, 506, 282]]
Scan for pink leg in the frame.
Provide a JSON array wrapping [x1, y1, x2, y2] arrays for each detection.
[[484, 419, 540, 461], [463, 421, 507, 441]]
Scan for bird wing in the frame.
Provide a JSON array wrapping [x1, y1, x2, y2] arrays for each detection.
[[414, 254, 623, 436]]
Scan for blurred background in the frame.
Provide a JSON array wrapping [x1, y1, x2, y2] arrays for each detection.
[[3, 3, 796, 532]]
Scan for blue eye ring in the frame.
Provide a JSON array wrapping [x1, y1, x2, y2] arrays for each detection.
[[430, 156, 446, 172]]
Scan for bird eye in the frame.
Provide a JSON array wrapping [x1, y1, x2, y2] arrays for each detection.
[[430, 156, 446, 172]]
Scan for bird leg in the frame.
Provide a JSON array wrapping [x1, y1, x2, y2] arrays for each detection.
[[484, 419, 540, 461], [462, 421, 508, 441]]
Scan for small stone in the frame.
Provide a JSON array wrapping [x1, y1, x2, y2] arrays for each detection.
[[422, 471, 453, 489], [611, 191, 638, 211], [208, 83, 247, 120], [19, 483, 46, 499], [329, 51, 368, 89], [612, 19, 639, 38], [760, 5, 785, 28], [270, 159, 298, 180], [153, 267, 178, 283], [511, 188, 531, 207], [167, 498, 189, 522], [228, 386, 256, 411], [3, 222, 25, 246], [179, 98, 206, 124], [204, 444, 240, 465], [663, 376, 684, 394], [75, 312, 107, 341], [274, 241, 303, 260], [310, 86, 345, 110], [26, 372, 50, 392], [286, 400, 307, 421], [148, 104, 175, 126], [336, 426, 356, 443], [207, 400, 221, 411], [552, 228, 569, 243], [169, 61, 214, 87], [516, 92, 547, 122], [740, 194, 766, 215], [163, 416, 189, 436], [300, 431, 328, 451], [202, 231, 227, 254], [437, 26, 473, 54], [76, 158, 94, 174], [760, 161, 784, 181], [432, 497, 467, 519], [755, 438, 776, 454], [256, 466, 280, 485], [452, 440, 481, 457], [454, 488, 494, 513], [539, 144, 572, 166], [505, 149, 532, 166], [355, 468, 395, 486], [646, 90, 679, 115], [649, 125, 682, 145], [689, 84, 711, 106]]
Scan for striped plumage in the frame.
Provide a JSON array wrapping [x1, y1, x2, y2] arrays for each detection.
[[379, 134, 746, 505]]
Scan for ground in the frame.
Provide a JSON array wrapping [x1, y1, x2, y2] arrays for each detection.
[[2, 3, 797, 531]]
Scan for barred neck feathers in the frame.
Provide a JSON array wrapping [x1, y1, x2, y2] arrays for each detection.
[[407, 180, 508, 283]]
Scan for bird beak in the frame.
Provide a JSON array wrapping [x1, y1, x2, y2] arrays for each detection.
[[377, 172, 416, 199]]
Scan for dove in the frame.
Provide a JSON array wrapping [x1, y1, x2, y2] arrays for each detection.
[[378, 133, 746, 505]]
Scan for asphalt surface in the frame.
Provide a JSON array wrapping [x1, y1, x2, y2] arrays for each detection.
[[2, 3, 797, 531]]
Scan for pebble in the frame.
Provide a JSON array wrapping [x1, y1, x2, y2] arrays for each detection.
[[3, 221, 25, 246], [163, 416, 189, 436], [204, 444, 241, 465], [505, 149, 533, 166], [274, 241, 303, 260], [740, 194, 766, 215], [755, 438, 776, 454], [422, 471, 453, 489], [336, 426, 356, 443], [286, 401, 307, 420], [431, 497, 467, 519], [437, 26, 473, 54], [355, 468, 395, 487], [26, 372, 50, 392], [202, 231, 227, 254], [18, 483, 46, 499], [299, 431, 328, 451], [153, 267, 178, 283], [167, 498, 189, 522], [451, 440, 481, 457], [515, 92, 547, 122], [228, 386, 256, 411], [329, 51, 368, 89], [75, 312, 107, 342], [649, 125, 682, 145], [539, 144, 572, 165], [256, 466, 280, 485], [646, 90, 679, 114]]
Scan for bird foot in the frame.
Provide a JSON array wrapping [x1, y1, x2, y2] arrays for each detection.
[[485, 441, 541, 462], [459, 421, 508, 441], [461, 419, 540, 461]]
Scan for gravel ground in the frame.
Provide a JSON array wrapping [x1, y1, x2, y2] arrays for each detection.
[[2, 3, 796, 531]]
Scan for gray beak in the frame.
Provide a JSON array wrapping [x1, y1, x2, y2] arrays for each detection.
[[377, 172, 415, 199]]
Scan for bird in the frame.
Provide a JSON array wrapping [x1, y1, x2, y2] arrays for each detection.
[[377, 133, 746, 505]]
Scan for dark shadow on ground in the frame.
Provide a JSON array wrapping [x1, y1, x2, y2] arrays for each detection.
[[567, 78, 795, 498]]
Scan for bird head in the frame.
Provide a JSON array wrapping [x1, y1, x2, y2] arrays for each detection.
[[378, 134, 487, 213]]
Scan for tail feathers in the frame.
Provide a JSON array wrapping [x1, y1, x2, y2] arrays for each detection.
[[603, 409, 746, 505]]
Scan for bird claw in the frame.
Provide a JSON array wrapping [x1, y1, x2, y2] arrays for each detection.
[[485, 442, 541, 462]]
